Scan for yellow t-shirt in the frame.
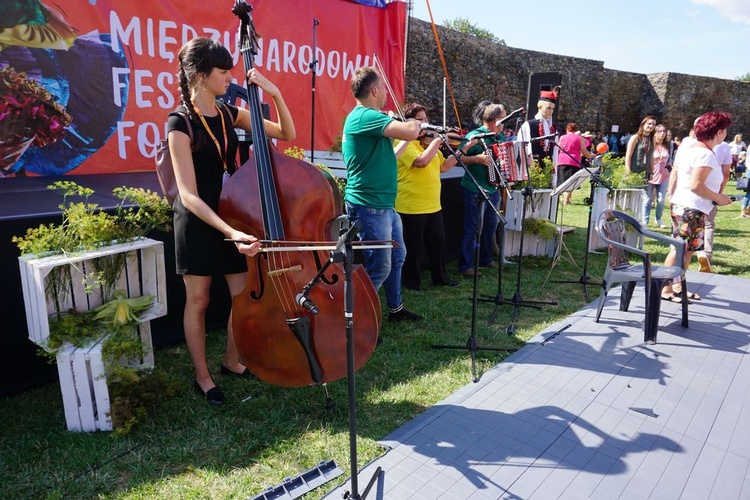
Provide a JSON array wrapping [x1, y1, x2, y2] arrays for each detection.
[[394, 140, 443, 214]]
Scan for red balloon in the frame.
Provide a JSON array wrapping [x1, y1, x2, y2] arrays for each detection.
[[596, 142, 609, 154]]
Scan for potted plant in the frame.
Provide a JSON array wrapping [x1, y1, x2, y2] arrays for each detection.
[[13, 181, 172, 432]]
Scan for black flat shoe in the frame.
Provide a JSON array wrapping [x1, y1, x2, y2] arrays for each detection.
[[220, 364, 257, 379], [195, 382, 225, 406], [433, 279, 459, 287]]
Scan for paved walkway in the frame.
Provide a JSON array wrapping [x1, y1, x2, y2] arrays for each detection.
[[326, 271, 750, 499]]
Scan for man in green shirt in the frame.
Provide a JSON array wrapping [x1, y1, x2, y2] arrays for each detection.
[[342, 66, 422, 322]]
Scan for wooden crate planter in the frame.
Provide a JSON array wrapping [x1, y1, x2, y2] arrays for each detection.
[[18, 238, 166, 432], [503, 230, 558, 258], [19, 238, 167, 345], [503, 189, 559, 257], [589, 188, 646, 252], [56, 322, 154, 432]]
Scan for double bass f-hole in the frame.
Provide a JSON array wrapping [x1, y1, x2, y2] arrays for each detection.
[[248, 249, 337, 302]]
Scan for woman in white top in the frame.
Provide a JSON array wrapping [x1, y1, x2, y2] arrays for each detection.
[[661, 111, 733, 302]]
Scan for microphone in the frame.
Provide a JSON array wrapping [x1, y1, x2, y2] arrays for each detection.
[[471, 132, 497, 141], [498, 107, 525, 125], [529, 132, 558, 142], [296, 293, 319, 315], [420, 123, 448, 134]]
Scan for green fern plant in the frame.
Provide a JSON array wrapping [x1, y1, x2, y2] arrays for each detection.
[[599, 153, 647, 189]]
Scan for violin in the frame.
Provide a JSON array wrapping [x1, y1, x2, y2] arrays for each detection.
[[420, 128, 466, 150], [218, 1, 380, 387]]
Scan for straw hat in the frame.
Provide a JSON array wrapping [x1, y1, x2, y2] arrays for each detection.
[[581, 131, 595, 138]]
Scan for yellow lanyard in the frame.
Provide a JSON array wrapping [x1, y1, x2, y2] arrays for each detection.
[[195, 103, 228, 172]]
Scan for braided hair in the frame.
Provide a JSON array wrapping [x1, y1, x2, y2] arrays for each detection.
[[176, 37, 234, 121]]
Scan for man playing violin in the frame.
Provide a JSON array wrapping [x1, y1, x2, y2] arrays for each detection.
[[458, 102, 507, 278], [342, 66, 423, 322]]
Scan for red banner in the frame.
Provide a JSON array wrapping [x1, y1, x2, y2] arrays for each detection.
[[0, 0, 406, 176]]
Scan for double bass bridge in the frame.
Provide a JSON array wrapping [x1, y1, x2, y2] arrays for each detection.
[[266, 264, 302, 278]]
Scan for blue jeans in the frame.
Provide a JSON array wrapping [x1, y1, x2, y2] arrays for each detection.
[[345, 202, 405, 311], [459, 188, 500, 273], [643, 182, 668, 225]]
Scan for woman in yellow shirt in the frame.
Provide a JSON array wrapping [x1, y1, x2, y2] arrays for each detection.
[[395, 103, 474, 291]]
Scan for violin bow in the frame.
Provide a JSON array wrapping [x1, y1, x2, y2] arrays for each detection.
[[225, 239, 398, 252], [425, 0, 463, 131], [373, 54, 405, 121]]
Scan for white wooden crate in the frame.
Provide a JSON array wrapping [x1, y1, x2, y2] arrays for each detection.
[[504, 189, 559, 232], [19, 238, 167, 345], [56, 322, 154, 432], [589, 188, 646, 251], [504, 230, 558, 258], [503, 189, 559, 257]]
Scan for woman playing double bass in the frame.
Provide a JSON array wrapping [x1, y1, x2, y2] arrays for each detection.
[[168, 37, 295, 405]]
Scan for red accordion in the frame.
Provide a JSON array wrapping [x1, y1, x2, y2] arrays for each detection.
[[488, 141, 527, 185]]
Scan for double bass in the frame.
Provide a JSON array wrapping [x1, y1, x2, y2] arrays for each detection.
[[219, 1, 380, 387]]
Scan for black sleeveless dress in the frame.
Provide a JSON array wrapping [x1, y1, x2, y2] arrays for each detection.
[[167, 102, 247, 276]]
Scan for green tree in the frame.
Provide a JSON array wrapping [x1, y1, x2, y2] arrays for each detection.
[[442, 17, 505, 45], [737, 73, 750, 82]]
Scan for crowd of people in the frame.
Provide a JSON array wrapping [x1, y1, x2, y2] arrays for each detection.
[[166, 36, 746, 404]]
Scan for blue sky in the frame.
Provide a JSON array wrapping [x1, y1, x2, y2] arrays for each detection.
[[409, 0, 750, 80]]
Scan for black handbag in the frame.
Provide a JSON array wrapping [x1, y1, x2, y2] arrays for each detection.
[[736, 177, 750, 191]]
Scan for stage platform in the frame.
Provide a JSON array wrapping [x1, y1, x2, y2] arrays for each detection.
[[327, 270, 750, 499]]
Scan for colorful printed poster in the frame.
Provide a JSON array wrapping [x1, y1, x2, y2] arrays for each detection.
[[0, 0, 406, 175]]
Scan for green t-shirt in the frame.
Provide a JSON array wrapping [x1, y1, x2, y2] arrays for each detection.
[[460, 127, 505, 193], [342, 106, 397, 209]]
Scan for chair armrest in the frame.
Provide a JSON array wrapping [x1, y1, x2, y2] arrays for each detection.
[[641, 229, 686, 273], [641, 228, 681, 247]]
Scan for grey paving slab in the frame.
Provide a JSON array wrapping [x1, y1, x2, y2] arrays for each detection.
[[325, 272, 750, 500]]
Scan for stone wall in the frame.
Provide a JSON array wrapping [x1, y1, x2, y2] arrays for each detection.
[[405, 18, 749, 139]]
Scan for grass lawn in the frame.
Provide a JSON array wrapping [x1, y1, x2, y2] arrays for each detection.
[[2, 186, 749, 499]]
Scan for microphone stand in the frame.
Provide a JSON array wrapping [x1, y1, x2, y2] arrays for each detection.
[[505, 140, 558, 336], [297, 216, 391, 500], [431, 133, 517, 383], [476, 111, 529, 325], [309, 18, 319, 164], [473, 137, 523, 325], [546, 141, 613, 301]]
